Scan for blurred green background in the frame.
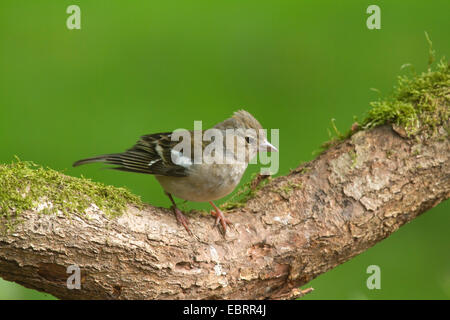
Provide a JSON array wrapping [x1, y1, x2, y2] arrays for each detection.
[[0, 0, 448, 299]]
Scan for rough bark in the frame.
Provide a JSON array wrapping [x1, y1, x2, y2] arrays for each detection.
[[0, 124, 448, 300]]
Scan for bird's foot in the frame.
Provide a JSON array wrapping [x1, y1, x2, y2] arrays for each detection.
[[173, 207, 193, 236], [210, 208, 233, 234]]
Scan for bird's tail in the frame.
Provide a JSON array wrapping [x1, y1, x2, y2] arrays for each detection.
[[73, 153, 124, 168], [72, 151, 164, 175]]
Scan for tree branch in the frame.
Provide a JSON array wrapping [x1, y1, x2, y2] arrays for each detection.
[[1, 60, 449, 299], [0, 120, 448, 299]]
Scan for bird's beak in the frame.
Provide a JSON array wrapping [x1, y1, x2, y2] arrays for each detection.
[[259, 139, 278, 152]]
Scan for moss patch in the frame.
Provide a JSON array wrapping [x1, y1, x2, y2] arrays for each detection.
[[272, 180, 303, 199], [220, 173, 271, 210], [0, 159, 142, 232], [322, 56, 449, 150], [362, 58, 449, 134]]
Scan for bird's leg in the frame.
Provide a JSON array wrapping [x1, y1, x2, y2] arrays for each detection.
[[209, 201, 232, 233], [166, 192, 192, 236]]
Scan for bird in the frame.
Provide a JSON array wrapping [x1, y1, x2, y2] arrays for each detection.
[[73, 110, 277, 235]]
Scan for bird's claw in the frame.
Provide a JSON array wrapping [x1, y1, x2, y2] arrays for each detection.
[[210, 209, 233, 234], [174, 207, 193, 236]]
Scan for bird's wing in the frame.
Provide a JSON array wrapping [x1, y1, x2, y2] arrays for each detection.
[[73, 132, 195, 177]]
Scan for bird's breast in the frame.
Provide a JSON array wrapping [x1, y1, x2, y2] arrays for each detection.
[[156, 163, 248, 202]]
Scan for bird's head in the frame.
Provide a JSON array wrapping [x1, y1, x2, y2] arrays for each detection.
[[215, 110, 278, 162]]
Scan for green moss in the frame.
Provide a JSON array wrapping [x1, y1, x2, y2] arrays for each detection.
[[321, 55, 449, 151], [220, 173, 271, 210], [273, 181, 303, 197], [0, 159, 142, 232], [320, 118, 353, 151], [297, 167, 310, 175], [386, 149, 394, 159], [349, 150, 357, 168], [362, 58, 449, 135]]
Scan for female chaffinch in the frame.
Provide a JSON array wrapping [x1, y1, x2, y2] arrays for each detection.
[[73, 110, 277, 235]]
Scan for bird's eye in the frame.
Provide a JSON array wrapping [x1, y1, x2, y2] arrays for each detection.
[[245, 136, 252, 144]]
